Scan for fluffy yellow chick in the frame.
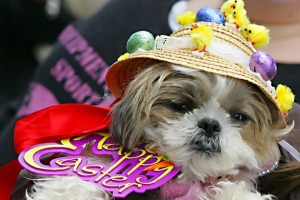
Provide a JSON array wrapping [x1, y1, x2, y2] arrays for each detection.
[[276, 84, 295, 113], [241, 23, 270, 49], [226, 8, 250, 29], [220, 0, 245, 17], [176, 11, 196, 25], [190, 24, 214, 52]]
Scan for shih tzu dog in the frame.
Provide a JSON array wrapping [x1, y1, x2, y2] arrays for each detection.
[[110, 63, 292, 200], [26, 62, 292, 200], [28, 63, 290, 200], [21, 9, 294, 200]]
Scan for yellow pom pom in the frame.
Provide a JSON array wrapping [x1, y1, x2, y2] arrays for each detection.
[[117, 52, 129, 61], [276, 84, 295, 113], [190, 24, 214, 52], [221, 0, 245, 17], [176, 11, 196, 25], [226, 8, 250, 30], [241, 24, 270, 49]]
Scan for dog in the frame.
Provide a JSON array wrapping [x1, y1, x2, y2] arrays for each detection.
[[25, 61, 292, 200], [15, 6, 295, 197]]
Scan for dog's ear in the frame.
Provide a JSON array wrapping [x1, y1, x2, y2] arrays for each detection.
[[110, 63, 170, 150], [259, 90, 294, 140], [110, 91, 146, 150]]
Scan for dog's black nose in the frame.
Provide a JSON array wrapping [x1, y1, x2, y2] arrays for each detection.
[[198, 118, 222, 136]]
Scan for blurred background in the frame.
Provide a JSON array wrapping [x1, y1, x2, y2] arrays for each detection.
[[0, 0, 108, 106], [0, 0, 109, 131]]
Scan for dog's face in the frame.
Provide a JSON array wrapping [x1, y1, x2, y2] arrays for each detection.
[[111, 62, 286, 181]]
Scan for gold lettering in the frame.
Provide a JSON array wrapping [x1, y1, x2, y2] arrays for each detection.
[[55, 157, 82, 172], [136, 166, 175, 185], [102, 143, 125, 155], [23, 143, 75, 171], [102, 175, 127, 186], [96, 132, 111, 150], [103, 143, 122, 151], [60, 138, 77, 150], [119, 182, 142, 192], [77, 165, 104, 176], [127, 155, 161, 175], [95, 150, 146, 182], [102, 176, 142, 192], [22, 133, 111, 172]]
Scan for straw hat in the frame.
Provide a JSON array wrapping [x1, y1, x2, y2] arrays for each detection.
[[185, 0, 300, 63], [106, 19, 294, 128]]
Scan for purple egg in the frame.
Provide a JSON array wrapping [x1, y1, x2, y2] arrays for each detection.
[[249, 51, 277, 81]]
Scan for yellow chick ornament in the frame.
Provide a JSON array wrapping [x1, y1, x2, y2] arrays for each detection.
[[241, 23, 270, 49], [220, 0, 245, 17], [226, 8, 250, 30], [176, 11, 197, 25], [190, 24, 214, 52]]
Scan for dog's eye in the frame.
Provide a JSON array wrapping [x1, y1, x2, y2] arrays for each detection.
[[231, 113, 248, 123], [171, 102, 192, 113]]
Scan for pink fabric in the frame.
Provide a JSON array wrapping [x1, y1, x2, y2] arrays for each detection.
[[160, 175, 229, 199], [160, 179, 200, 200]]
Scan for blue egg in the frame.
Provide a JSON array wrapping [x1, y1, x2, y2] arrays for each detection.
[[196, 7, 225, 25]]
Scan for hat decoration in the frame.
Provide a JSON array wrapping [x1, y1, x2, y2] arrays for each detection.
[[111, 0, 294, 119]]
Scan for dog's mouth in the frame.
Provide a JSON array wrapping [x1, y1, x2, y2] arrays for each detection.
[[191, 137, 221, 156], [190, 129, 221, 156]]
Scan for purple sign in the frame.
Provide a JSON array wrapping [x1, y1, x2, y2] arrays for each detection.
[[18, 132, 180, 198]]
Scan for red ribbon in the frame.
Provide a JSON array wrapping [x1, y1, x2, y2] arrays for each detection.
[[14, 104, 111, 153], [0, 104, 112, 200], [0, 160, 23, 200]]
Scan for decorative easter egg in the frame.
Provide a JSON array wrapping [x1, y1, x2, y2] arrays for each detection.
[[126, 31, 155, 54], [196, 7, 225, 25], [249, 51, 277, 81]]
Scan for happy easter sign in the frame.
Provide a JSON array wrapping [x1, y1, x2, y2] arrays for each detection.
[[18, 132, 180, 198]]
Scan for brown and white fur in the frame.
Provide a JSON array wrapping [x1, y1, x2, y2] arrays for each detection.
[[26, 62, 293, 200]]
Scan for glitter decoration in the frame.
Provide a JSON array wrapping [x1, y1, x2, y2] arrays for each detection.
[[249, 51, 277, 81], [126, 31, 155, 54]]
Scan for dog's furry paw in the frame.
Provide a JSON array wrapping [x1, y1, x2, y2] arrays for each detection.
[[213, 181, 274, 200], [26, 176, 111, 200]]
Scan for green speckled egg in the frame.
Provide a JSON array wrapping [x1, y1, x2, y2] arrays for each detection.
[[126, 31, 155, 54]]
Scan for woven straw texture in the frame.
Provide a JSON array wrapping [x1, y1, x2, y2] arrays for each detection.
[[106, 22, 285, 127]]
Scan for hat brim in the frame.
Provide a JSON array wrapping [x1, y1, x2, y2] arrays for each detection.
[[106, 49, 286, 127], [106, 18, 288, 128], [108, 50, 271, 99]]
